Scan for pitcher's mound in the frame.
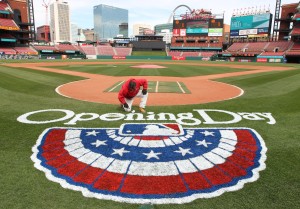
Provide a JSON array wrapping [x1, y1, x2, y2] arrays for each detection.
[[131, 64, 167, 69]]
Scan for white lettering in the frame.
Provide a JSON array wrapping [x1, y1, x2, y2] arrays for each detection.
[[194, 109, 242, 124], [176, 113, 201, 126], [65, 113, 100, 125], [238, 112, 265, 121], [16, 109, 276, 126], [146, 112, 156, 121], [100, 113, 125, 121], [157, 113, 176, 121], [255, 113, 276, 125], [124, 112, 145, 121], [17, 109, 75, 124]]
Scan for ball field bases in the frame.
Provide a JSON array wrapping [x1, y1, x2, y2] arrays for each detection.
[[0, 59, 299, 209]]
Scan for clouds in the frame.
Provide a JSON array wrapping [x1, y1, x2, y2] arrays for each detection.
[[33, 0, 298, 32]]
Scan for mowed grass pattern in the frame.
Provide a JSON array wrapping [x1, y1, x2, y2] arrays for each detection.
[[0, 60, 299, 209]]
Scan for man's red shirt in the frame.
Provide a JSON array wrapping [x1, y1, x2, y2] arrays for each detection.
[[118, 78, 148, 104]]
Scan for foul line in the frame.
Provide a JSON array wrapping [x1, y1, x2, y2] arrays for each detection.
[[155, 81, 159, 93], [108, 81, 125, 92], [177, 81, 186, 94]]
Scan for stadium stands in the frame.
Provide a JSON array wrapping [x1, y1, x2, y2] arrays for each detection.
[[0, 18, 19, 30], [286, 43, 300, 56], [56, 44, 79, 51], [78, 46, 97, 55], [33, 45, 58, 51], [0, 47, 16, 54], [14, 47, 38, 55], [114, 47, 132, 56], [96, 45, 115, 55], [264, 41, 293, 52]]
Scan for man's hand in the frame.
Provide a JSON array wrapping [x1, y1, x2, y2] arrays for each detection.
[[123, 103, 129, 108], [142, 89, 147, 95]]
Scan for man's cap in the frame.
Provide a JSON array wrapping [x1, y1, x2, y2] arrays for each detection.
[[129, 80, 136, 90]]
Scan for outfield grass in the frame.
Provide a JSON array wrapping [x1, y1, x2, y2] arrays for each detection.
[[0, 60, 299, 209]]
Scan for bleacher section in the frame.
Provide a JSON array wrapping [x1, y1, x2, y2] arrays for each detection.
[[264, 41, 293, 52], [97, 45, 114, 56], [14, 47, 38, 55], [78, 46, 97, 55], [0, 18, 19, 30], [0, 47, 16, 54], [56, 45, 132, 56], [33, 45, 58, 51], [114, 47, 132, 56], [286, 43, 300, 56], [225, 41, 293, 56]]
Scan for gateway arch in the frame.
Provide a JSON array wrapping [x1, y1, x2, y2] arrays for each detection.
[[168, 5, 192, 23]]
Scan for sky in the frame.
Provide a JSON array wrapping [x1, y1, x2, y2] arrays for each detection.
[[33, 0, 298, 34]]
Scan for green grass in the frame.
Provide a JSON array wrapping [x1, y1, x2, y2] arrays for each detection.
[[0, 60, 299, 209], [42, 62, 257, 77]]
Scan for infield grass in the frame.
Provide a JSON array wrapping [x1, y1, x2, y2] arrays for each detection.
[[0, 60, 299, 209]]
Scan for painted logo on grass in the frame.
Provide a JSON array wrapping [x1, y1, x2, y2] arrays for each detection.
[[31, 123, 267, 204]]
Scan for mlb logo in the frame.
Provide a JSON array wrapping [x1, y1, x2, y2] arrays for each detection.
[[119, 123, 184, 136], [31, 123, 267, 204]]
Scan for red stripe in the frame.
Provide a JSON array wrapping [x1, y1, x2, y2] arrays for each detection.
[[182, 172, 211, 190], [164, 124, 180, 133], [234, 147, 256, 161], [120, 175, 187, 194], [42, 141, 65, 151], [43, 129, 67, 144], [227, 154, 254, 169], [42, 148, 67, 160], [57, 160, 87, 177], [73, 166, 104, 185], [237, 143, 258, 152], [234, 130, 257, 145], [202, 167, 232, 186], [46, 154, 76, 168], [218, 160, 247, 178], [93, 171, 124, 191]]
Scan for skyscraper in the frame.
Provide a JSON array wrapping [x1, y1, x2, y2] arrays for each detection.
[[50, 0, 71, 43], [94, 4, 128, 40]]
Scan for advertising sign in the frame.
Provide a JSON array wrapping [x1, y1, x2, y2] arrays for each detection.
[[208, 28, 223, 36], [230, 13, 272, 37]]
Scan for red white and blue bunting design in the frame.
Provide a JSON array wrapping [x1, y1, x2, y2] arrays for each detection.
[[31, 123, 267, 204]]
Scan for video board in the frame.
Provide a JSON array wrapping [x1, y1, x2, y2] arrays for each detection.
[[230, 13, 272, 38], [173, 18, 223, 37]]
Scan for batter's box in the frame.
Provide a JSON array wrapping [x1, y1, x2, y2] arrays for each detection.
[[105, 81, 191, 94]]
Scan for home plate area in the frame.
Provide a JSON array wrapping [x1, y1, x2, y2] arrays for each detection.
[[31, 123, 266, 204], [105, 81, 191, 94]]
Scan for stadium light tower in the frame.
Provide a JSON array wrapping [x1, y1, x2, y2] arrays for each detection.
[[42, 0, 51, 25]]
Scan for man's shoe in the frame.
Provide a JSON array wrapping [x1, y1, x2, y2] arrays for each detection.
[[139, 107, 146, 113]]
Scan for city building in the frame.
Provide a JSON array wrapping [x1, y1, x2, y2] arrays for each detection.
[[133, 24, 153, 36], [82, 29, 95, 42], [94, 4, 128, 40], [50, 0, 71, 43], [70, 23, 86, 43], [154, 23, 173, 34], [36, 25, 51, 43]]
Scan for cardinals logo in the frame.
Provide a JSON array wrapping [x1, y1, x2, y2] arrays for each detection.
[[31, 123, 267, 204]]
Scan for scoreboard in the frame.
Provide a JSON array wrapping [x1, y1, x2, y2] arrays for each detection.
[[173, 18, 223, 37]]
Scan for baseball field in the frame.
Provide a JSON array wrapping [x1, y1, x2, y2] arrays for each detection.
[[0, 59, 299, 209]]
